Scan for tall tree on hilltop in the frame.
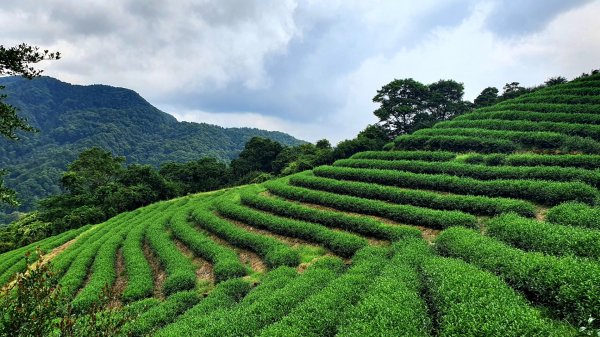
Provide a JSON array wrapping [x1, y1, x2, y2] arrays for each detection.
[[0, 43, 60, 205], [474, 87, 499, 108], [373, 78, 472, 138]]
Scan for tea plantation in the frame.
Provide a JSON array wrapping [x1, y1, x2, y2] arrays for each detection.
[[2, 73, 600, 336]]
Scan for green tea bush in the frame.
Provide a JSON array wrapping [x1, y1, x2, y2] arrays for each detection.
[[313, 165, 598, 205], [289, 173, 535, 217], [191, 207, 300, 268], [436, 227, 600, 327], [481, 103, 600, 114], [122, 290, 200, 336], [510, 94, 600, 104], [455, 110, 600, 125], [216, 200, 367, 258], [176, 258, 343, 337], [266, 179, 477, 229], [146, 216, 196, 295], [546, 202, 600, 230], [258, 247, 390, 337], [155, 278, 252, 337], [487, 213, 600, 259], [393, 134, 517, 153], [335, 245, 431, 337], [334, 158, 600, 187], [350, 150, 456, 161], [240, 191, 420, 241], [169, 209, 247, 281], [413, 128, 600, 153], [121, 220, 155, 302], [434, 119, 600, 140], [422, 255, 576, 336], [460, 153, 600, 170]]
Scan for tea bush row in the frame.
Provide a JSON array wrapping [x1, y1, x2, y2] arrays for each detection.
[[486, 213, 600, 259], [350, 150, 456, 161], [313, 165, 598, 205], [412, 128, 600, 153], [169, 208, 247, 282], [481, 103, 600, 114], [191, 207, 300, 268], [509, 94, 600, 105], [240, 191, 420, 241], [289, 173, 535, 217], [266, 179, 477, 229], [455, 110, 600, 125], [434, 119, 600, 141], [393, 134, 517, 153], [436, 227, 600, 327], [546, 202, 600, 230], [216, 199, 367, 258], [459, 153, 600, 170], [334, 158, 600, 187]]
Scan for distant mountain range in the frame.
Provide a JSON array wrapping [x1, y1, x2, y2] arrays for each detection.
[[0, 76, 304, 218]]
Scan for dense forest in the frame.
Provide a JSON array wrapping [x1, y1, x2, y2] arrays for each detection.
[[0, 76, 303, 219]]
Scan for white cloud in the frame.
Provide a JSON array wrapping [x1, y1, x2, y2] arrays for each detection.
[[1, 0, 598, 144]]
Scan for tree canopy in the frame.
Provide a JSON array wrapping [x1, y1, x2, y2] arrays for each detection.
[[373, 78, 472, 138]]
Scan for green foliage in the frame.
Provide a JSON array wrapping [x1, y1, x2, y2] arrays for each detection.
[[122, 290, 200, 337], [412, 127, 600, 153], [313, 165, 599, 205], [481, 102, 600, 114], [190, 205, 300, 268], [435, 119, 600, 141], [373, 78, 471, 137], [422, 254, 576, 336], [336, 243, 431, 337], [473, 86, 499, 108], [240, 191, 421, 241], [289, 172, 536, 217], [334, 158, 600, 187], [459, 152, 600, 169], [169, 207, 247, 282], [436, 227, 600, 328], [146, 211, 196, 295], [258, 246, 390, 337], [455, 109, 600, 125], [350, 150, 456, 161], [159, 157, 232, 195], [217, 199, 368, 258], [487, 213, 600, 259], [266, 178, 477, 229], [546, 202, 600, 230], [231, 137, 284, 179], [155, 278, 252, 336], [393, 134, 517, 153], [121, 219, 154, 303]]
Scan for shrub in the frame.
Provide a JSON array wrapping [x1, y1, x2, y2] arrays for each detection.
[[289, 173, 535, 217], [241, 191, 420, 241], [455, 110, 600, 125], [460, 153, 600, 170], [479, 103, 600, 115], [435, 227, 600, 327], [190, 207, 300, 268], [121, 220, 155, 303], [313, 165, 598, 205], [546, 202, 600, 230], [350, 150, 456, 161], [169, 208, 247, 282], [266, 179, 477, 229], [216, 199, 368, 258], [333, 158, 600, 187], [393, 134, 517, 153], [487, 213, 600, 259]]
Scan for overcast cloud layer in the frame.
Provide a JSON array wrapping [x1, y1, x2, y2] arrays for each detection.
[[1, 0, 598, 143]]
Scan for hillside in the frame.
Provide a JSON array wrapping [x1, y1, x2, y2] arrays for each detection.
[[2, 72, 600, 335], [0, 76, 304, 214]]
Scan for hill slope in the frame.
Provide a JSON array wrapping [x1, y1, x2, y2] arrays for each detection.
[[2, 72, 600, 336], [0, 76, 304, 213]]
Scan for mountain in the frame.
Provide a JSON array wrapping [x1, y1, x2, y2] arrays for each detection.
[[0, 76, 304, 216]]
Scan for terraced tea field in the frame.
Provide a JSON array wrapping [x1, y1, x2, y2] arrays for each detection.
[[2, 73, 600, 336]]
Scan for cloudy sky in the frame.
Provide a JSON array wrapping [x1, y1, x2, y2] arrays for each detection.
[[2, 0, 599, 143]]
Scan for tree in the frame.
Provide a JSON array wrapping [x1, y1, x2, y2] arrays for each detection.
[[230, 137, 284, 179], [373, 78, 472, 138], [500, 82, 527, 100], [0, 43, 60, 206], [474, 87, 499, 108], [373, 78, 429, 137], [545, 76, 567, 87]]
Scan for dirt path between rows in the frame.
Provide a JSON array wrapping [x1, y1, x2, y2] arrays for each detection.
[[173, 237, 215, 284], [143, 242, 166, 300], [108, 248, 126, 309]]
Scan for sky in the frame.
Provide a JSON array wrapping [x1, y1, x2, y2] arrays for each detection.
[[1, 0, 599, 143]]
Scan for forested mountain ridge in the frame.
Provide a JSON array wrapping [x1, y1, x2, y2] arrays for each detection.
[[0, 76, 303, 216]]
